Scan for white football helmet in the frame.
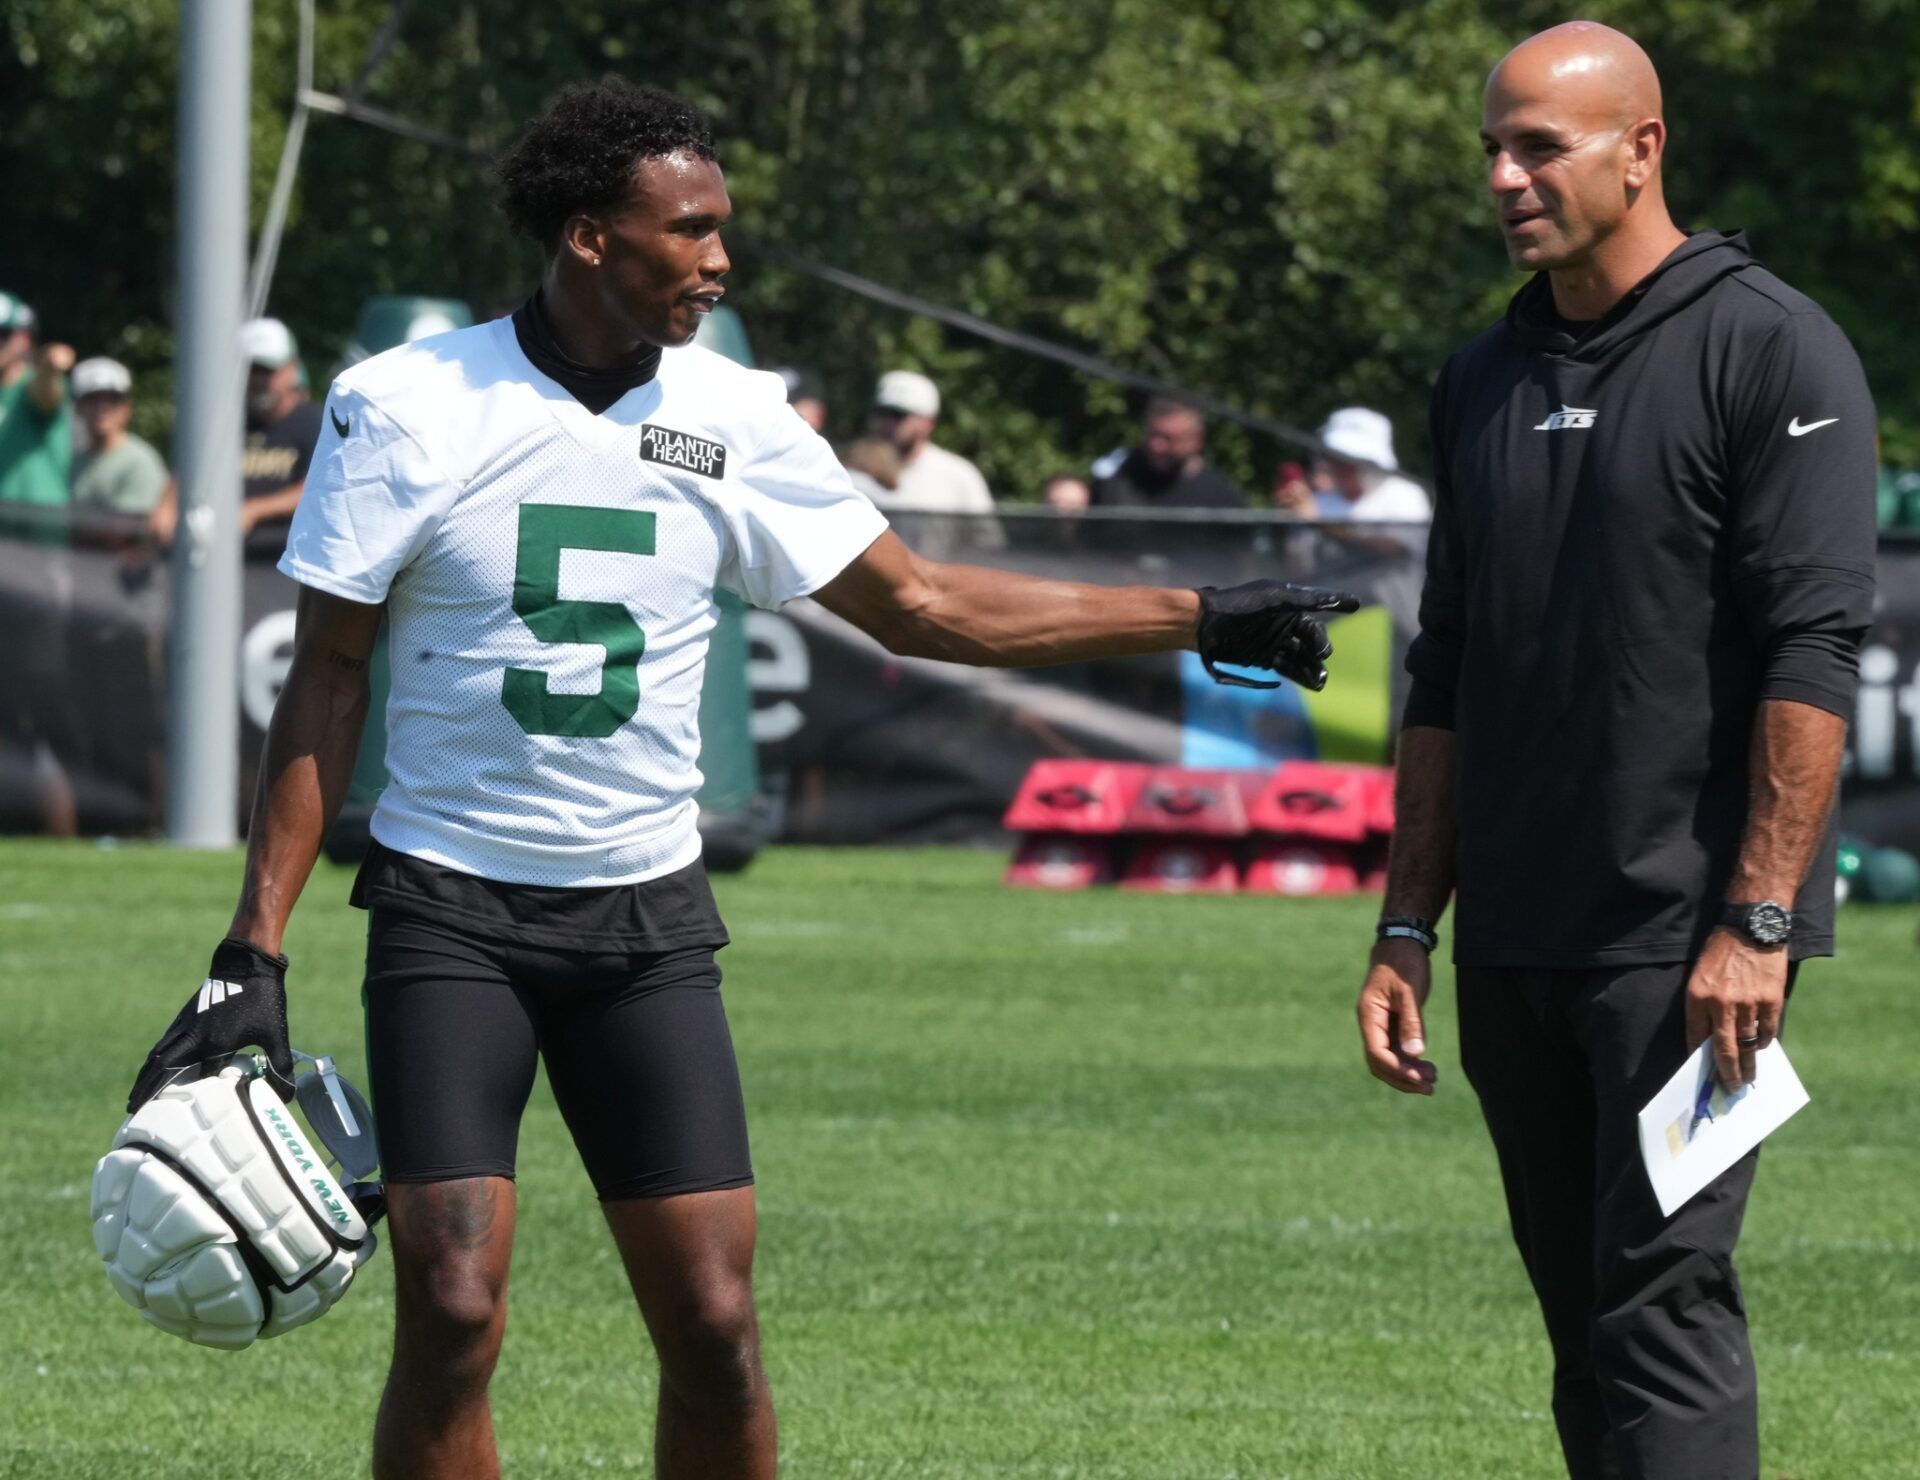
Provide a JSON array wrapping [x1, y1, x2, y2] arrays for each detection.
[[91, 1058, 381, 1349]]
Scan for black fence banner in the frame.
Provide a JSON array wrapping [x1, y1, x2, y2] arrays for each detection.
[[743, 510, 1422, 843], [4, 512, 1919, 858]]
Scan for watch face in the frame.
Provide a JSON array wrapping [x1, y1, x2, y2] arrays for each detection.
[[1748, 902, 1792, 946]]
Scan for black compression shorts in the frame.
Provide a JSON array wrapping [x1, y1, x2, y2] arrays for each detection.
[[361, 910, 753, 1200]]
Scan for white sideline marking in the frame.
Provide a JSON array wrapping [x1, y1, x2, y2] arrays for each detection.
[[1059, 925, 1129, 945]]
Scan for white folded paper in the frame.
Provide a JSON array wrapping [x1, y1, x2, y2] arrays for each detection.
[[1637, 1039, 1810, 1217]]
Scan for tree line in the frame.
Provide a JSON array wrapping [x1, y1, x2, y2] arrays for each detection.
[[5, 0, 1914, 496]]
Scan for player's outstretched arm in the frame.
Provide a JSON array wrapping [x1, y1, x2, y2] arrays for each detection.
[[227, 585, 385, 955], [813, 530, 1356, 689]]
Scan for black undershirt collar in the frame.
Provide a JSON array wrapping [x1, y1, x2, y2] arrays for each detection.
[[512, 290, 662, 415]]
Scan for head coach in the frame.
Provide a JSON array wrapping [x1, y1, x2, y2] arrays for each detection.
[[1352, 20, 1877, 1480]]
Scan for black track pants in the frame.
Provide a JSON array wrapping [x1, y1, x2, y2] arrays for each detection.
[[1457, 961, 1792, 1480]]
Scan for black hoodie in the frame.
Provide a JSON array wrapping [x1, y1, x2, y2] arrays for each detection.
[[1406, 231, 1877, 967]]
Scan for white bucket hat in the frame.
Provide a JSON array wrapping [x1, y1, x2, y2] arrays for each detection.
[[1318, 406, 1397, 471]]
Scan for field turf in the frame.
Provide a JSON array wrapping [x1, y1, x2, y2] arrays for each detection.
[[3, 840, 1917, 1478]]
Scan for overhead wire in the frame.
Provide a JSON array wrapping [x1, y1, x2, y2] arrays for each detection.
[[262, 10, 1409, 477]]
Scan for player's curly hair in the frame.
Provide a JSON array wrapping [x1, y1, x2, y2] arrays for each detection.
[[494, 79, 717, 248]]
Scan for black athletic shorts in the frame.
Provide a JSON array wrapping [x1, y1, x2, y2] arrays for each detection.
[[357, 847, 751, 1201]]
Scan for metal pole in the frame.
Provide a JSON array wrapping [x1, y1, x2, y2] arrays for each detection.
[[247, 0, 312, 320], [167, 0, 252, 847]]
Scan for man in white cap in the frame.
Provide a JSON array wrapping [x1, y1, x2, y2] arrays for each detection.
[[151, 316, 324, 548], [1279, 406, 1432, 523], [866, 369, 995, 517], [240, 316, 323, 538], [71, 357, 170, 517]]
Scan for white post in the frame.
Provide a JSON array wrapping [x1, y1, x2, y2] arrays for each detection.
[[167, 0, 253, 847]]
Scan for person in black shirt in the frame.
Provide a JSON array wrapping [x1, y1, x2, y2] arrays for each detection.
[[240, 316, 322, 541], [1354, 23, 1875, 1480], [156, 316, 325, 550], [1091, 396, 1246, 509]]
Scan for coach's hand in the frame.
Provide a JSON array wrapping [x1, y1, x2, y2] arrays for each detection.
[[1685, 928, 1787, 1092], [1357, 937, 1437, 1095], [1195, 581, 1360, 691], [127, 939, 296, 1112]]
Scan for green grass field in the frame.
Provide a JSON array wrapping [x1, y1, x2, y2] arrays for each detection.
[[3, 841, 1917, 1478]]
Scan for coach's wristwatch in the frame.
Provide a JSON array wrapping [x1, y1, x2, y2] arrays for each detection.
[[1376, 914, 1439, 953], [1720, 900, 1793, 949]]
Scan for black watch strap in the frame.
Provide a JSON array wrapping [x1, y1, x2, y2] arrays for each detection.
[[1720, 900, 1792, 947], [1377, 914, 1439, 952]]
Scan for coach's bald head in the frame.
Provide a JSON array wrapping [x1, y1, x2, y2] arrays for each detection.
[[1493, 21, 1665, 129], [1481, 21, 1681, 286]]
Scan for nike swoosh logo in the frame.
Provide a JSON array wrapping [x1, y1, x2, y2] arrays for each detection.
[[1787, 416, 1838, 437], [330, 405, 350, 438]]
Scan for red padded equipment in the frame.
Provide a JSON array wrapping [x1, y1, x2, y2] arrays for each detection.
[[1001, 760, 1148, 835], [1003, 836, 1119, 891], [1120, 767, 1251, 836], [1120, 840, 1241, 893], [1248, 762, 1375, 843], [1243, 842, 1363, 896]]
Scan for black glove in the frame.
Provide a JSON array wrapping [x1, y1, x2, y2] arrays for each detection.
[[1195, 581, 1360, 691], [127, 938, 295, 1112]]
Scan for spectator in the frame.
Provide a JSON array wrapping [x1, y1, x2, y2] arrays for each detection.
[[0, 291, 75, 521], [1043, 472, 1091, 514], [0, 291, 77, 834], [866, 370, 995, 515], [1287, 407, 1432, 522], [1091, 397, 1246, 509], [1271, 458, 1321, 511], [151, 317, 321, 548], [774, 367, 828, 433], [70, 357, 169, 519], [239, 316, 321, 538], [842, 435, 903, 503]]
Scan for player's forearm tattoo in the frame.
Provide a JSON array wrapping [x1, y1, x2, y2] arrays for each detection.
[[417, 1179, 502, 1251], [325, 649, 368, 674]]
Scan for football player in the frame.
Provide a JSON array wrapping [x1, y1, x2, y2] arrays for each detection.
[[128, 81, 1356, 1480]]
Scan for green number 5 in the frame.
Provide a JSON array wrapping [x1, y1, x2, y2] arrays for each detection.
[[501, 504, 655, 738]]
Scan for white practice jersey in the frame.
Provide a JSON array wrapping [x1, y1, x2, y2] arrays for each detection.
[[280, 319, 888, 886]]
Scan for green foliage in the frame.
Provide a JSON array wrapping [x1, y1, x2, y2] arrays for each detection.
[[2, 1, 1915, 489], [5, 841, 1920, 1474]]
